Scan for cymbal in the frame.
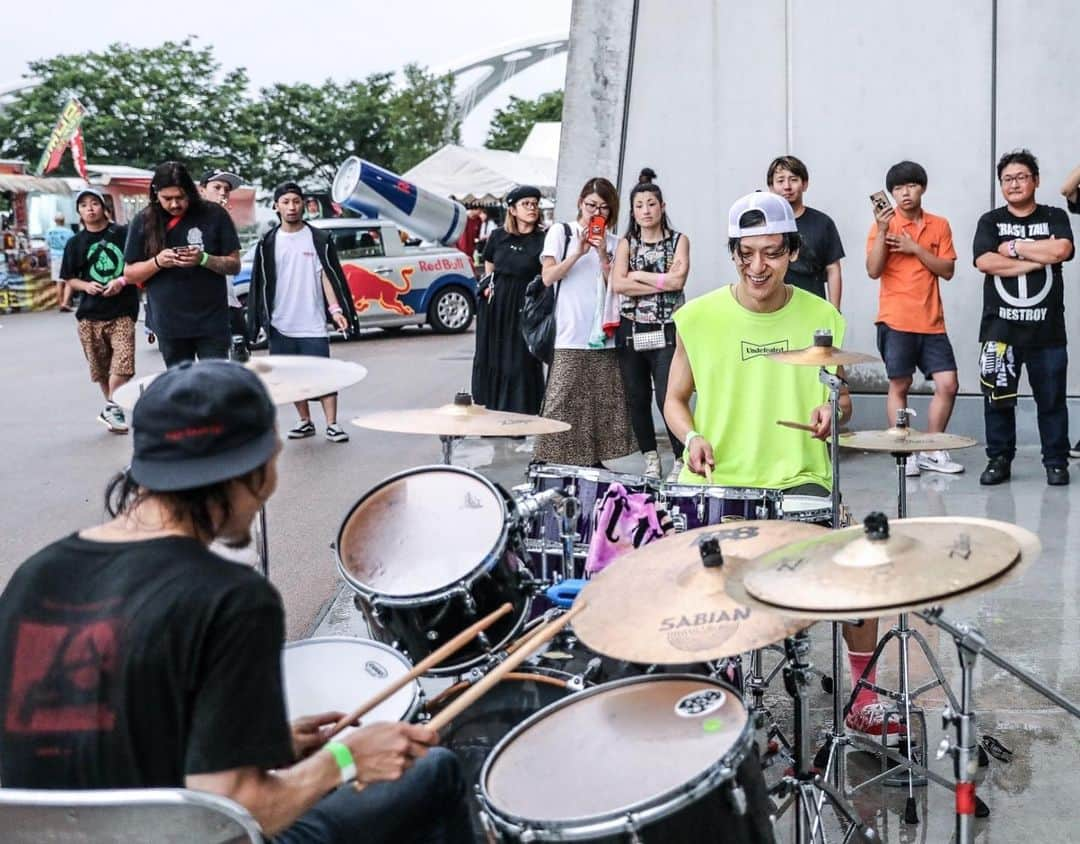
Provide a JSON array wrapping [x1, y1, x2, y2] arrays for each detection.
[[351, 400, 571, 438], [838, 429, 978, 453], [767, 345, 879, 367], [733, 516, 1024, 619], [572, 521, 826, 664], [112, 355, 368, 410]]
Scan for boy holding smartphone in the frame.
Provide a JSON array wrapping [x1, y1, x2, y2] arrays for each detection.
[[866, 161, 961, 477]]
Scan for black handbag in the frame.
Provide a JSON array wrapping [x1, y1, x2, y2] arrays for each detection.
[[520, 224, 572, 365]]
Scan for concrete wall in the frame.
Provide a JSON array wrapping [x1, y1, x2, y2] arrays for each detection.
[[561, 0, 1080, 397]]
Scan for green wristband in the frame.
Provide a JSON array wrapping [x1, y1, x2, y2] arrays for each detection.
[[324, 740, 356, 783], [199, 251, 210, 267]]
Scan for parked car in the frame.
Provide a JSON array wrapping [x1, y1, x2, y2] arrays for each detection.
[[234, 217, 476, 335]]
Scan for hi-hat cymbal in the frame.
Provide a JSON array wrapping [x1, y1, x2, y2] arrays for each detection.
[[838, 429, 978, 453], [352, 398, 571, 438], [733, 516, 1024, 619], [767, 345, 879, 367], [572, 521, 826, 664], [112, 355, 368, 410]]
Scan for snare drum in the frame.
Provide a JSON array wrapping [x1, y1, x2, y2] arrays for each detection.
[[523, 464, 659, 581], [336, 466, 530, 675], [779, 494, 850, 528], [282, 637, 420, 731], [479, 674, 775, 842], [658, 483, 781, 531]]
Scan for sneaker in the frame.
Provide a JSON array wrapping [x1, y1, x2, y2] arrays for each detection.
[[288, 420, 316, 439], [325, 424, 350, 443], [97, 402, 129, 434], [979, 456, 1011, 486], [666, 459, 684, 483], [229, 335, 250, 363], [904, 454, 920, 477], [1071, 442, 1080, 459], [643, 450, 662, 479], [845, 702, 906, 748], [1047, 465, 1070, 486], [917, 450, 964, 474]]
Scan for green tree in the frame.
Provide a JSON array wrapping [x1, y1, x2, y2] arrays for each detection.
[[485, 90, 563, 152], [0, 38, 252, 177]]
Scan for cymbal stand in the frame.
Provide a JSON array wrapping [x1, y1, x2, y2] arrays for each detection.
[[557, 493, 580, 583], [917, 608, 1080, 844], [439, 434, 459, 466], [769, 635, 876, 843]]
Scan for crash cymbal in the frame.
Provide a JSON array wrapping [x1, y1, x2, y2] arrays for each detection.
[[734, 515, 1023, 619], [838, 429, 977, 453], [767, 345, 879, 367], [112, 355, 368, 410], [572, 521, 826, 664], [352, 394, 571, 438]]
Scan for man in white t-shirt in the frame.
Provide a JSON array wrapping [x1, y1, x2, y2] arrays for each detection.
[[246, 182, 359, 443]]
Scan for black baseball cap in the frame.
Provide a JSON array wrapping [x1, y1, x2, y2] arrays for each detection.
[[130, 361, 278, 492], [201, 170, 241, 189], [273, 181, 304, 202]]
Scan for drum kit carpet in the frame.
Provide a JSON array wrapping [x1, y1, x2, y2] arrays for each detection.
[[119, 347, 1080, 843]]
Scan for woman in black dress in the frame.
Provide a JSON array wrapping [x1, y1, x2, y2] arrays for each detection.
[[471, 185, 546, 414]]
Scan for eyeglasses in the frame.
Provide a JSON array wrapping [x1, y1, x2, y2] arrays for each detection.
[[736, 247, 790, 265], [515, 200, 539, 209], [583, 201, 610, 214], [1001, 174, 1033, 186]]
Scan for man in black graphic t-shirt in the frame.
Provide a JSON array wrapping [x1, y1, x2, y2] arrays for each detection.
[[60, 188, 139, 433], [123, 161, 241, 367], [973, 149, 1074, 486], [0, 361, 470, 844]]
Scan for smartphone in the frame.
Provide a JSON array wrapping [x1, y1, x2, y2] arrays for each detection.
[[870, 191, 891, 214], [588, 215, 606, 240]]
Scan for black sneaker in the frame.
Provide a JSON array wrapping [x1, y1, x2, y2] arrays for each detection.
[[1070, 442, 1080, 459], [1047, 465, 1070, 486], [979, 457, 1011, 486], [288, 420, 316, 439]]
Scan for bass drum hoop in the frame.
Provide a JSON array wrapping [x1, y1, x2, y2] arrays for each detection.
[[477, 674, 754, 841], [335, 464, 513, 607]]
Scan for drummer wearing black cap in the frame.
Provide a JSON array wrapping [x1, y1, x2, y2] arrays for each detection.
[[247, 181, 360, 443], [471, 184, 546, 414], [0, 361, 471, 843]]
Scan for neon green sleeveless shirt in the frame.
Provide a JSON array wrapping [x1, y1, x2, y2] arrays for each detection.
[[673, 285, 846, 489]]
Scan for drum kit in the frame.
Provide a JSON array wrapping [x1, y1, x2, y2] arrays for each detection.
[[117, 345, 1080, 842]]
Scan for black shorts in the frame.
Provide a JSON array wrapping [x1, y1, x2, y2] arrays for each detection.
[[875, 323, 957, 380]]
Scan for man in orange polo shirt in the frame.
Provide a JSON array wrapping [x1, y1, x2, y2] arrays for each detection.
[[867, 161, 960, 476]]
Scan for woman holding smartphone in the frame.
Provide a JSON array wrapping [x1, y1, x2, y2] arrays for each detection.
[[533, 177, 635, 467], [471, 185, 546, 413], [612, 169, 691, 480]]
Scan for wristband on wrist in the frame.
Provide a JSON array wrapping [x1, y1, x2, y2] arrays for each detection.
[[656, 272, 666, 291], [684, 430, 704, 453], [324, 740, 357, 784], [329, 304, 343, 315], [199, 251, 210, 267], [153, 255, 161, 269], [117, 277, 127, 288]]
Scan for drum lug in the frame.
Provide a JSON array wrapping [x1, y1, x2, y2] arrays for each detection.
[[671, 507, 687, 534], [456, 587, 478, 616], [623, 815, 643, 843], [728, 781, 748, 816]]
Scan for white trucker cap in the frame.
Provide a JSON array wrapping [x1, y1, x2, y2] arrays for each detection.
[[728, 191, 798, 238]]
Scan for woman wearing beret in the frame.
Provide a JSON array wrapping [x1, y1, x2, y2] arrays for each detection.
[[470, 185, 546, 414]]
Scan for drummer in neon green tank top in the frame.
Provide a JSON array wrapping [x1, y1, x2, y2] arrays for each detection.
[[664, 192, 902, 746]]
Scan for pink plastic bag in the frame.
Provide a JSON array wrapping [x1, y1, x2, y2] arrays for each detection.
[[584, 482, 669, 576]]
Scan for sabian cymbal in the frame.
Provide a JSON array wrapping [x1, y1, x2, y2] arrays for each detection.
[[112, 355, 368, 410], [572, 521, 826, 664], [767, 345, 879, 367], [352, 396, 571, 438], [733, 515, 1024, 619], [838, 429, 978, 453]]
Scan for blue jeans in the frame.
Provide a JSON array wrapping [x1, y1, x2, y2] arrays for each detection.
[[984, 344, 1069, 468], [274, 748, 472, 844]]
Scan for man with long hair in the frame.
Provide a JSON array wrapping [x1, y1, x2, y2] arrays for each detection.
[[0, 361, 471, 843], [123, 161, 241, 366]]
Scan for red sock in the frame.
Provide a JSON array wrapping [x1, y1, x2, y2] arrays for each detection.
[[848, 650, 878, 711]]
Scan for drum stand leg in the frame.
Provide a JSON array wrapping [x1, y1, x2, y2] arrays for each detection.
[[439, 435, 459, 466], [772, 636, 876, 843]]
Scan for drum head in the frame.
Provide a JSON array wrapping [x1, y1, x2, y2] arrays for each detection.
[[783, 495, 830, 514], [282, 638, 417, 730], [483, 675, 747, 824], [338, 467, 507, 597]]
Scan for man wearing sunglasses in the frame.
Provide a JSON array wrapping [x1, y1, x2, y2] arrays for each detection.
[[974, 149, 1075, 486]]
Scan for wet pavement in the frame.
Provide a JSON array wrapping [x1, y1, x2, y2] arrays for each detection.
[[317, 438, 1080, 843]]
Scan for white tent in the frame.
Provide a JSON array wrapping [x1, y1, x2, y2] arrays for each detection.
[[519, 122, 562, 160], [403, 144, 557, 204]]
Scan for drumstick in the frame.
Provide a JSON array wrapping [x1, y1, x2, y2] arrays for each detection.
[[328, 601, 514, 739], [777, 419, 815, 433], [704, 464, 714, 485], [428, 603, 587, 732]]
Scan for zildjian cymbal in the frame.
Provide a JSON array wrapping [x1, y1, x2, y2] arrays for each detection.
[[571, 521, 827, 664], [352, 393, 571, 437], [837, 429, 978, 453]]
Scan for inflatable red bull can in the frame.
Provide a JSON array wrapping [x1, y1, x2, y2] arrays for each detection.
[[331, 156, 467, 246]]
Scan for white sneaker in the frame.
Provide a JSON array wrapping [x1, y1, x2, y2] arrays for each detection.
[[97, 402, 129, 434], [643, 450, 662, 479], [917, 450, 964, 474], [666, 459, 684, 483], [905, 454, 921, 477]]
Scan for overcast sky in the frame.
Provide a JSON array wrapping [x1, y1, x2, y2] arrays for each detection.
[[2, 0, 571, 148]]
